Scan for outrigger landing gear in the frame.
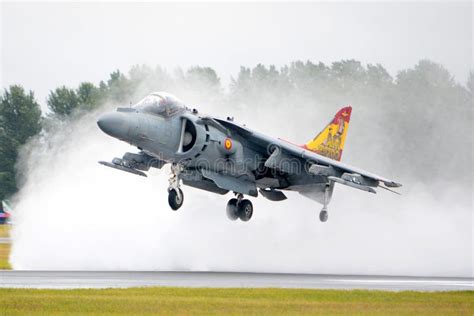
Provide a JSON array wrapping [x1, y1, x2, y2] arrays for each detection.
[[319, 207, 328, 222], [319, 184, 330, 222], [226, 193, 253, 222], [168, 164, 184, 211]]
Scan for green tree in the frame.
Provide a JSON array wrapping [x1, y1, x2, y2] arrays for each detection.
[[0, 85, 42, 200], [230, 64, 292, 105], [329, 59, 367, 92], [47, 86, 80, 116], [77, 82, 102, 111], [393, 60, 470, 183], [366, 64, 393, 87], [127, 65, 174, 100], [467, 70, 474, 95], [230, 66, 252, 101], [107, 70, 132, 103], [185, 66, 221, 92], [289, 61, 329, 92], [0, 136, 17, 201]]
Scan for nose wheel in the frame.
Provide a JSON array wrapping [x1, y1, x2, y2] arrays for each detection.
[[168, 188, 184, 210], [226, 194, 253, 222]]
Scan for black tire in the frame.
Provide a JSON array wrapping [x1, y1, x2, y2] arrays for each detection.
[[226, 198, 239, 221], [238, 199, 253, 222], [319, 210, 328, 222], [168, 188, 184, 211]]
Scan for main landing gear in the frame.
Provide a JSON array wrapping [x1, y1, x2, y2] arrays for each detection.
[[168, 164, 184, 211], [166, 164, 252, 220], [226, 193, 253, 222], [319, 184, 330, 222]]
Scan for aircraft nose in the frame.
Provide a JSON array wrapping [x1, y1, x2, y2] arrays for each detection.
[[97, 112, 128, 139]]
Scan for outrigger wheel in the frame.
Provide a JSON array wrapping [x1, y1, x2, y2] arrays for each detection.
[[319, 184, 330, 222], [168, 188, 184, 211], [319, 208, 328, 222]]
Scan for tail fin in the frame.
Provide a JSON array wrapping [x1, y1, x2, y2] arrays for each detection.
[[303, 106, 352, 161]]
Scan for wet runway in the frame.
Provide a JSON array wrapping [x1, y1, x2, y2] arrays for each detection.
[[0, 271, 472, 291]]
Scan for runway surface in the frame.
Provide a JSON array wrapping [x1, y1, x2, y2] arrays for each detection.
[[0, 271, 472, 291]]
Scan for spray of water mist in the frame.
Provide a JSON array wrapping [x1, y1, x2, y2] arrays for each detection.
[[9, 72, 472, 277]]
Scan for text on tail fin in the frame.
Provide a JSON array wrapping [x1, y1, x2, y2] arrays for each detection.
[[303, 106, 352, 161]]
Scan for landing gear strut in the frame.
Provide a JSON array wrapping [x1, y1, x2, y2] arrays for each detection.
[[226, 193, 253, 222], [319, 184, 330, 222], [168, 164, 184, 210]]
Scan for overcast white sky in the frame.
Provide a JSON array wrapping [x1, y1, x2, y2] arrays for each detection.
[[1, 1, 472, 106]]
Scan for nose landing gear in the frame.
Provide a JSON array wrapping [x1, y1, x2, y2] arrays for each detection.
[[226, 194, 253, 222], [168, 164, 184, 211]]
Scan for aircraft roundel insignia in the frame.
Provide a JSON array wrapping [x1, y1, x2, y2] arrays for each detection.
[[224, 138, 232, 150]]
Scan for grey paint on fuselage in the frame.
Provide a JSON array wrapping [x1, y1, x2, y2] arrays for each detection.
[[97, 92, 401, 220]]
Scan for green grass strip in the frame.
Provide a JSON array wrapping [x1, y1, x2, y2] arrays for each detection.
[[0, 287, 472, 315]]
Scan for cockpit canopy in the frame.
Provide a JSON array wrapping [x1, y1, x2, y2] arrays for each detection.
[[134, 92, 186, 117]]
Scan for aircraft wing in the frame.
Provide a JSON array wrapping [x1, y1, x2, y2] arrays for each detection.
[[214, 118, 402, 193]]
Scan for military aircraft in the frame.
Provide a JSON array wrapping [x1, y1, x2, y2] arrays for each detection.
[[97, 92, 401, 222]]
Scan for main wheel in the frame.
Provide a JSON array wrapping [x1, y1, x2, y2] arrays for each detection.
[[226, 198, 239, 221], [168, 188, 184, 210], [238, 199, 253, 222], [319, 209, 328, 222]]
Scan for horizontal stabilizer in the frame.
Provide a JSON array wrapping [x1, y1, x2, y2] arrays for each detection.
[[99, 161, 147, 177], [379, 185, 401, 195], [328, 176, 376, 193], [341, 172, 378, 187]]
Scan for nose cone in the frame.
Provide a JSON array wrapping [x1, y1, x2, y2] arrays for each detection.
[[97, 112, 128, 139]]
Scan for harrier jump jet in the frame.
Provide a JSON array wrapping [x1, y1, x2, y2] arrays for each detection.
[[97, 92, 401, 222]]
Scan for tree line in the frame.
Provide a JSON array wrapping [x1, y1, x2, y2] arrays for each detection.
[[0, 60, 472, 201]]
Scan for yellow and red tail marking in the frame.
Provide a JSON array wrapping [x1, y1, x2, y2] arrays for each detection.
[[303, 106, 352, 161]]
